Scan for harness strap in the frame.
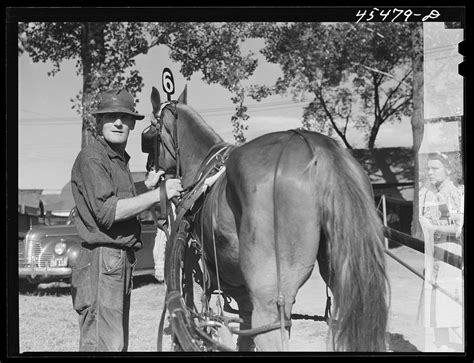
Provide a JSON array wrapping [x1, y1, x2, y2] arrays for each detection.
[[176, 146, 233, 215], [159, 182, 169, 222], [153, 123, 159, 171], [157, 101, 174, 118], [195, 145, 230, 182], [209, 175, 225, 316], [230, 320, 292, 337], [272, 131, 298, 350], [157, 295, 167, 351]]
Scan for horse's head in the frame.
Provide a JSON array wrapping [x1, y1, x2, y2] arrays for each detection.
[[147, 85, 187, 176]]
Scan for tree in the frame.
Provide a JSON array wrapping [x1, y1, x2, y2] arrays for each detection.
[[19, 22, 260, 147], [19, 22, 151, 148], [18, 21, 419, 151], [410, 23, 424, 239], [246, 22, 416, 149]]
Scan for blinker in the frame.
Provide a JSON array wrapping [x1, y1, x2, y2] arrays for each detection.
[[141, 124, 160, 154]]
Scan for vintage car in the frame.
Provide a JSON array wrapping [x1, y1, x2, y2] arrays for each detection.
[[18, 207, 159, 287]]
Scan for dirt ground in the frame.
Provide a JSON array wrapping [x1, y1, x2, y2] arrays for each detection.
[[18, 244, 463, 353], [161, 244, 445, 352], [288, 244, 427, 352]]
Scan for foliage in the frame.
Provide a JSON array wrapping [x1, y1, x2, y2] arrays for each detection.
[[19, 22, 260, 146], [247, 22, 416, 148], [19, 22, 418, 148], [19, 22, 150, 146]]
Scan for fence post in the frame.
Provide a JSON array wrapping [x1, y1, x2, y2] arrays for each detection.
[[382, 194, 388, 249]]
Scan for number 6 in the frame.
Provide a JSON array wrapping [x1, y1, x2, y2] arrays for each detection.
[[162, 68, 175, 96]]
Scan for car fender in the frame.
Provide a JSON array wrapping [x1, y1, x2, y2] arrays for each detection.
[[66, 241, 82, 268]]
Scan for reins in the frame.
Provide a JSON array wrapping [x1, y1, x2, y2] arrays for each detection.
[[153, 101, 182, 351]]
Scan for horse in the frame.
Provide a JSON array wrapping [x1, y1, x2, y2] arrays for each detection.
[[147, 86, 389, 352]]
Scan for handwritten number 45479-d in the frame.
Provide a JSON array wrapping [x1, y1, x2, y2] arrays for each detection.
[[356, 8, 440, 23]]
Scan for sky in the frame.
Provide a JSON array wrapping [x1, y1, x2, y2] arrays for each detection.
[[17, 22, 462, 192]]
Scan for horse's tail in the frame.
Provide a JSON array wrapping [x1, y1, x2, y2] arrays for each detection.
[[311, 138, 389, 351]]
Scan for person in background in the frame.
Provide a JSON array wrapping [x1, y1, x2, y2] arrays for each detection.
[[419, 151, 464, 241], [418, 151, 464, 352], [70, 88, 183, 351]]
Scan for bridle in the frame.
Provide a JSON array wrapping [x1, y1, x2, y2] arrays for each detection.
[[151, 100, 180, 178], [145, 100, 182, 229]]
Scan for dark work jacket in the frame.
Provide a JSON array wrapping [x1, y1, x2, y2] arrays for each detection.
[[71, 136, 142, 251]]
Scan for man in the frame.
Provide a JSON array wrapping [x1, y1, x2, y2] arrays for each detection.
[[70, 88, 183, 352]]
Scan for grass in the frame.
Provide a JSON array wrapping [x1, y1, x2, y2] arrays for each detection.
[[19, 276, 173, 353], [17, 276, 326, 353]]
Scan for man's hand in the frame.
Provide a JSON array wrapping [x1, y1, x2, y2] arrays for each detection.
[[165, 178, 183, 200], [145, 169, 165, 190]]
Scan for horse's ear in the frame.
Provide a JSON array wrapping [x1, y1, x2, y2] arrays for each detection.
[[177, 85, 187, 105], [151, 86, 162, 114]]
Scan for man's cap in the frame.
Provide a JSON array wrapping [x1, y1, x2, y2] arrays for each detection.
[[91, 89, 145, 120]]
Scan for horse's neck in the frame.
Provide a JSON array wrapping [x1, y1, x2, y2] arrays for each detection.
[[177, 105, 225, 187]]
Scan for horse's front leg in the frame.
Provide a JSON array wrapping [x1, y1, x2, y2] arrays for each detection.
[[232, 290, 256, 352]]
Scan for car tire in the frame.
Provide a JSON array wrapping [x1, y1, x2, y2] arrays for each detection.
[[19, 280, 39, 294]]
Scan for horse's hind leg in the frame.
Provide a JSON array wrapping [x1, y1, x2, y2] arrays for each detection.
[[239, 204, 320, 351]]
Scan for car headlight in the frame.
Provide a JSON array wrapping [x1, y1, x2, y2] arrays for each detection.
[[54, 242, 67, 255]]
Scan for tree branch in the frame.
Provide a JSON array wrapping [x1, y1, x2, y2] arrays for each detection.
[[382, 97, 412, 121], [317, 90, 352, 149], [351, 61, 411, 87], [379, 69, 413, 116]]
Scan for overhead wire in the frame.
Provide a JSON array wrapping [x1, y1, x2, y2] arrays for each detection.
[[19, 99, 311, 125]]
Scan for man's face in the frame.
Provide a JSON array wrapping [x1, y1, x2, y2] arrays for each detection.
[[427, 159, 449, 186], [99, 113, 136, 145]]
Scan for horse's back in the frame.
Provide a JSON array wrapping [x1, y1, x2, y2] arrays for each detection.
[[226, 130, 323, 200], [225, 129, 364, 207]]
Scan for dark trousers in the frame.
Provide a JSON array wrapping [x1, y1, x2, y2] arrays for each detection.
[[71, 245, 136, 351]]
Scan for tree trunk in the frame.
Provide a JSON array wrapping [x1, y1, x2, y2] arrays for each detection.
[[80, 22, 106, 149], [410, 23, 424, 239], [367, 117, 381, 148], [368, 75, 381, 148]]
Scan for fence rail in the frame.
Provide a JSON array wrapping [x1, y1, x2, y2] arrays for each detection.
[[383, 226, 462, 269]]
